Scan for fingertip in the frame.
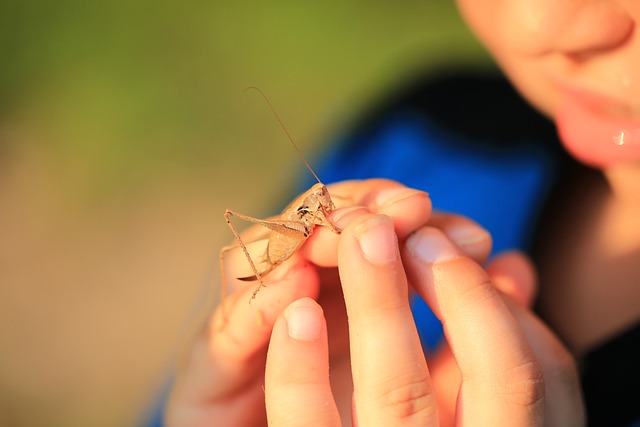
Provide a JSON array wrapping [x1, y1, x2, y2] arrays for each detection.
[[283, 297, 325, 342], [331, 205, 370, 228], [330, 179, 432, 239], [377, 190, 432, 238], [353, 214, 398, 265], [266, 297, 340, 426], [373, 187, 430, 211], [428, 213, 492, 263], [444, 223, 492, 263], [407, 226, 461, 265], [404, 227, 463, 317], [300, 206, 369, 267]]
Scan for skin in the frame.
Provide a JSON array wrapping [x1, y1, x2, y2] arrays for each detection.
[[166, 180, 583, 426], [167, 1, 640, 425], [456, 0, 640, 354]]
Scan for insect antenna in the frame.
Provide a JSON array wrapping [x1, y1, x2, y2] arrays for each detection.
[[244, 86, 323, 185]]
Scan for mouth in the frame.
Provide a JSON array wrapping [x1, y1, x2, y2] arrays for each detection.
[[553, 82, 640, 167], [566, 86, 640, 120]]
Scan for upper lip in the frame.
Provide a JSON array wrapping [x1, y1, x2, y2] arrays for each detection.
[[553, 78, 640, 120]]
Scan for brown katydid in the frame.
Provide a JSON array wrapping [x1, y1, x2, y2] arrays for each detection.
[[219, 87, 342, 316]]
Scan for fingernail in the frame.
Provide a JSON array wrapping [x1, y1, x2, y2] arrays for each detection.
[[331, 206, 368, 228], [375, 187, 428, 210], [285, 298, 323, 341], [445, 223, 491, 248], [354, 215, 398, 265], [407, 228, 459, 264]]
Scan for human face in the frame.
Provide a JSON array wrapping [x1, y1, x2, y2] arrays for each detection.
[[456, 0, 640, 169]]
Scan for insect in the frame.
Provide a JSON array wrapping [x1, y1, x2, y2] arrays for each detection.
[[219, 87, 342, 314]]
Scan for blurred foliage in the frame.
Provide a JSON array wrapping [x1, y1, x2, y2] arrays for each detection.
[[0, 0, 489, 207]]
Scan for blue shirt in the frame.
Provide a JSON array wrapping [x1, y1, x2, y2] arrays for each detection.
[[311, 71, 562, 350]]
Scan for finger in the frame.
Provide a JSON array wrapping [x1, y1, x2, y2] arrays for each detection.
[[338, 214, 438, 426], [428, 343, 461, 427], [426, 252, 539, 425], [404, 227, 544, 426], [503, 297, 585, 426], [167, 261, 320, 425], [177, 257, 321, 405], [428, 212, 492, 264], [212, 254, 319, 357], [329, 178, 432, 238], [486, 251, 538, 308], [303, 179, 432, 267], [306, 202, 492, 269], [265, 298, 341, 426], [301, 205, 370, 267]]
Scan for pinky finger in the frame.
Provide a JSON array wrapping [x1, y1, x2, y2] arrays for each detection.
[[265, 298, 341, 426]]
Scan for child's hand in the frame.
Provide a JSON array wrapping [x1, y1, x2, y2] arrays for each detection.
[[165, 179, 434, 426], [164, 178, 584, 426], [265, 215, 585, 426]]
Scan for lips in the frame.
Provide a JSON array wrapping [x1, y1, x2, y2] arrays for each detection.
[[554, 85, 640, 167]]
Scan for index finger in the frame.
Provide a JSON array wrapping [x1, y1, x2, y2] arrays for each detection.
[[329, 179, 432, 237], [338, 214, 438, 426], [302, 179, 432, 266]]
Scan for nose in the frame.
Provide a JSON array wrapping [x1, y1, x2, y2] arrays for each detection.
[[510, 0, 635, 57]]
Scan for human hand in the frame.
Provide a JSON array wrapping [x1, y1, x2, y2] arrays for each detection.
[[165, 179, 435, 426], [264, 214, 585, 426]]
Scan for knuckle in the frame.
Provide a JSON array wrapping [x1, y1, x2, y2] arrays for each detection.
[[545, 345, 581, 391], [501, 360, 546, 409], [454, 273, 503, 312], [379, 379, 438, 421], [432, 256, 499, 305]]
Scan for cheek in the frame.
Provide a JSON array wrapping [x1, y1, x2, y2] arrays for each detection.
[[457, 0, 565, 55], [493, 56, 559, 118], [455, 0, 500, 45], [456, 0, 560, 117]]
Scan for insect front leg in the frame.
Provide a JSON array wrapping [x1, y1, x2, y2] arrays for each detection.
[[314, 206, 343, 234]]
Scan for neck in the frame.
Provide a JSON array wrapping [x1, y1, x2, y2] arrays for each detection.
[[604, 163, 640, 204], [536, 163, 640, 355], [601, 164, 640, 256]]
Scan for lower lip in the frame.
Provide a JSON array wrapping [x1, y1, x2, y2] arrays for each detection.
[[555, 90, 640, 168]]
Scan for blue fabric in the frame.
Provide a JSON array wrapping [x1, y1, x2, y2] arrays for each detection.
[[313, 112, 560, 350]]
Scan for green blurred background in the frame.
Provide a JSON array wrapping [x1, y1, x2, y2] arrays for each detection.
[[0, 2, 490, 426]]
